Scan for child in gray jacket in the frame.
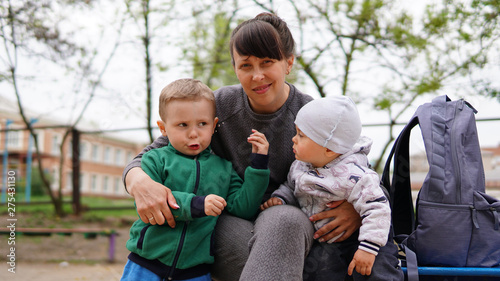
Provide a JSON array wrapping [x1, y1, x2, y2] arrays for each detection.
[[260, 96, 392, 278]]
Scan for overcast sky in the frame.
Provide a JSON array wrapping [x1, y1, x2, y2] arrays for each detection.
[[0, 1, 499, 163]]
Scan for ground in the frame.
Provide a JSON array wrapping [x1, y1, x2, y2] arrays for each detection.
[[0, 262, 126, 281], [0, 213, 133, 281]]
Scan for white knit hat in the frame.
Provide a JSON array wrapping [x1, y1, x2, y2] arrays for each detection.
[[295, 96, 361, 154]]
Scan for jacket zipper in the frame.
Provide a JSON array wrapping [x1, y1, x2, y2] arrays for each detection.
[[167, 157, 201, 280]]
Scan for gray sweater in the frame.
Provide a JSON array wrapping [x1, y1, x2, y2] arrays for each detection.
[[123, 83, 313, 202]]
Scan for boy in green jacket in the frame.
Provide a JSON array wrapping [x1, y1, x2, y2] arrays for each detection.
[[121, 78, 270, 281]]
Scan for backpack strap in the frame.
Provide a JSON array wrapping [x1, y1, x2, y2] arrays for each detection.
[[402, 244, 419, 281], [381, 115, 419, 236]]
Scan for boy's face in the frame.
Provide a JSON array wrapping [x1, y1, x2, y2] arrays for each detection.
[[292, 126, 337, 168], [158, 98, 218, 156]]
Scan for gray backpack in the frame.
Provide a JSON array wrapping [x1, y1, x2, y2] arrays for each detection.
[[381, 95, 500, 278]]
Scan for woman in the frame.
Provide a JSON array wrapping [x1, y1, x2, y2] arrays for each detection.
[[123, 13, 390, 281]]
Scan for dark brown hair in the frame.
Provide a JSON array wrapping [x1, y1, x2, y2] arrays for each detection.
[[230, 12, 295, 65]]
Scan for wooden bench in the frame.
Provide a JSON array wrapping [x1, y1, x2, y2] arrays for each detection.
[[0, 227, 118, 262]]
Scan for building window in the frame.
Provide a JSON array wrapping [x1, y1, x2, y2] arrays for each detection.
[[104, 146, 111, 164], [28, 130, 44, 153], [115, 149, 122, 166], [66, 172, 72, 191], [7, 130, 22, 149], [126, 151, 133, 165], [91, 144, 100, 162], [79, 142, 88, 161], [91, 174, 98, 192], [494, 156, 500, 169], [51, 134, 61, 155], [103, 176, 109, 193], [114, 177, 121, 194], [80, 173, 87, 192]]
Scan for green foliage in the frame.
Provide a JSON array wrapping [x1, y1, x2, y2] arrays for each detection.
[[284, 0, 500, 169], [29, 167, 50, 196], [2, 0, 499, 186], [182, 6, 240, 89], [374, 97, 392, 111], [0, 195, 135, 227], [414, 76, 442, 95], [0, 0, 82, 61]]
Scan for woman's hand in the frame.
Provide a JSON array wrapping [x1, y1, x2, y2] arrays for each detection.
[[248, 129, 269, 155], [309, 200, 361, 242], [126, 167, 179, 227], [260, 197, 283, 211]]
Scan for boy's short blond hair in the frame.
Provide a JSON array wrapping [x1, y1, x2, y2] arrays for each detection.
[[158, 78, 216, 121]]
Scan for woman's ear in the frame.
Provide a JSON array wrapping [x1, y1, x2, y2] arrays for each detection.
[[157, 120, 167, 136], [286, 55, 295, 74]]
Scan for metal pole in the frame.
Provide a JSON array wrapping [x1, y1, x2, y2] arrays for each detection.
[[72, 128, 81, 215], [2, 119, 12, 203]]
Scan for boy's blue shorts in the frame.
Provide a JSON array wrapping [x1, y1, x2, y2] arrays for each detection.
[[121, 260, 212, 281]]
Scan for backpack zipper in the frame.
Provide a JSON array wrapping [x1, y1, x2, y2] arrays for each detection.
[[451, 100, 462, 204], [419, 200, 470, 210], [166, 157, 201, 280]]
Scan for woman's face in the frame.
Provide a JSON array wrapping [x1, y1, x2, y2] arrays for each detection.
[[233, 49, 294, 114]]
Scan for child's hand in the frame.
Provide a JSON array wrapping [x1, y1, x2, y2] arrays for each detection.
[[205, 194, 227, 217], [348, 249, 376, 276], [247, 129, 269, 155], [260, 197, 283, 211]]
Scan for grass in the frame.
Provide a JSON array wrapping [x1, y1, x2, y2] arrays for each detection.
[[0, 194, 137, 228]]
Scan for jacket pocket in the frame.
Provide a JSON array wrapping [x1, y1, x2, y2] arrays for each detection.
[[210, 229, 216, 257], [137, 224, 152, 250]]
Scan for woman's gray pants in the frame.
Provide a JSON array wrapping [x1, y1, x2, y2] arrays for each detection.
[[211, 205, 314, 281]]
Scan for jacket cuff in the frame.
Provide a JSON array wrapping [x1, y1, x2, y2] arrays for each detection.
[[359, 240, 380, 256], [191, 196, 207, 218], [250, 153, 269, 169], [273, 196, 287, 205]]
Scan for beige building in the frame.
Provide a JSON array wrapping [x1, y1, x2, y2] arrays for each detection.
[[409, 144, 500, 191], [0, 98, 144, 198]]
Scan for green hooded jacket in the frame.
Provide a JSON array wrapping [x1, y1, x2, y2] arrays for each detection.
[[126, 144, 269, 272]]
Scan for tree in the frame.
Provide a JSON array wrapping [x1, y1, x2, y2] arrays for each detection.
[[181, 0, 300, 89], [124, 0, 176, 143], [1, 0, 81, 216], [264, 0, 500, 170], [0, 0, 124, 216], [54, 5, 125, 216], [369, 0, 500, 169], [174, 0, 498, 170], [183, 2, 240, 89]]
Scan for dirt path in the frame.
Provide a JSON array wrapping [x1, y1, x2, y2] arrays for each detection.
[[0, 214, 133, 280], [0, 262, 126, 281]]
